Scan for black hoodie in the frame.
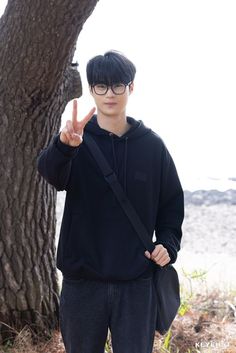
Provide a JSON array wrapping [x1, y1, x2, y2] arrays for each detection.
[[37, 116, 184, 281]]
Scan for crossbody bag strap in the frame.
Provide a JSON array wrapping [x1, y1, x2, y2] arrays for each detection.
[[84, 132, 155, 253]]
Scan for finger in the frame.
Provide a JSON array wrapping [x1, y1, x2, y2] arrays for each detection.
[[66, 120, 74, 135], [71, 133, 83, 145], [61, 126, 72, 140], [155, 252, 170, 266], [72, 99, 78, 127], [144, 251, 151, 259], [63, 129, 82, 146], [64, 131, 73, 143], [152, 245, 168, 262], [60, 129, 72, 144], [158, 256, 171, 267], [150, 244, 163, 259], [154, 252, 168, 264], [79, 107, 96, 129]]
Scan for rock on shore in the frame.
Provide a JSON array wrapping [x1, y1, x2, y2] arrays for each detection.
[[184, 189, 236, 205]]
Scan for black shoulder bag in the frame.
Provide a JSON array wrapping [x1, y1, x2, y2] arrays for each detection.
[[84, 133, 180, 335]]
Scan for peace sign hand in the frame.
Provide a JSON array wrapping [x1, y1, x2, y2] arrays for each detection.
[[60, 100, 96, 147]]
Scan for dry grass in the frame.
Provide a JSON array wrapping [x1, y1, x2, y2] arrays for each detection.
[[0, 327, 64, 353], [153, 290, 236, 353], [0, 290, 236, 353]]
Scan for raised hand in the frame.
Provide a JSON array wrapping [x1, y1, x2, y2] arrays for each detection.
[[60, 100, 96, 147]]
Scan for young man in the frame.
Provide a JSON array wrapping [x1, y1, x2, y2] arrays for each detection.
[[37, 51, 184, 353]]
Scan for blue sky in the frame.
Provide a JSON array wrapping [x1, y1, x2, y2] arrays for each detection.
[[1, 0, 236, 188]]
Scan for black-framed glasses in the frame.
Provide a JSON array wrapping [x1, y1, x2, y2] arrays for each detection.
[[92, 82, 132, 95]]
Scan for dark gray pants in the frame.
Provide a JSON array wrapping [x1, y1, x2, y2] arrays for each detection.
[[59, 275, 157, 353]]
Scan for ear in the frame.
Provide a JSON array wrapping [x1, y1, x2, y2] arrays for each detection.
[[129, 82, 134, 95]]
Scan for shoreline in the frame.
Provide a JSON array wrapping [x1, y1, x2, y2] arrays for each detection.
[[184, 189, 236, 205]]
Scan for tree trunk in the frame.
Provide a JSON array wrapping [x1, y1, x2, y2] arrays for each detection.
[[0, 0, 99, 343]]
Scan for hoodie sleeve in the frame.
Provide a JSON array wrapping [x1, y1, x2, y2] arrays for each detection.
[[155, 144, 184, 264], [37, 133, 80, 191]]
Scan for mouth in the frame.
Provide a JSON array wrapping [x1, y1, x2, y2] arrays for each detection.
[[104, 102, 117, 107]]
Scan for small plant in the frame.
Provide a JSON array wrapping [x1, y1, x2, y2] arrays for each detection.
[[177, 267, 210, 319], [182, 268, 208, 297], [178, 298, 191, 317], [162, 328, 172, 352]]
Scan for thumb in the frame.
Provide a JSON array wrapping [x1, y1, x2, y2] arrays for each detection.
[[144, 250, 151, 259]]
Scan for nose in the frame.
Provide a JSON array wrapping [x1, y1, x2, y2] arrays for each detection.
[[106, 87, 115, 96]]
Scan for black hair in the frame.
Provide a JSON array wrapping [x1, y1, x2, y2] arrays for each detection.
[[86, 50, 136, 86]]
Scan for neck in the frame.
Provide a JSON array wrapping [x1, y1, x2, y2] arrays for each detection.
[[97, 112, 130, 137]]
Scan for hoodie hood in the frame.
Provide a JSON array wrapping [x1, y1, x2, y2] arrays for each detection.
[[85, 115, 151, 140]]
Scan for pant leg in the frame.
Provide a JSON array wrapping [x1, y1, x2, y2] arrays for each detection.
[[59, 278, 109, 353], [110, 276, 157, 353]]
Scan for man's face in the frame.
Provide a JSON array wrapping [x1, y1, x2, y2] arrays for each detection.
[[90, 82, 134, 117]]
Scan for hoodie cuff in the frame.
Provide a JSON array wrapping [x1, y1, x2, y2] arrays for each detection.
[[55, 133, 80, 157]]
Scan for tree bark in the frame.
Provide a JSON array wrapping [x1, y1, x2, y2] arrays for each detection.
[[0, 0, 99, 343]]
